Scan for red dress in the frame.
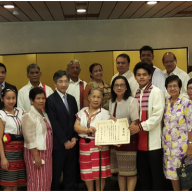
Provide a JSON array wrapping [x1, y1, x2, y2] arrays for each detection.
[[24, 120, 53, 191]]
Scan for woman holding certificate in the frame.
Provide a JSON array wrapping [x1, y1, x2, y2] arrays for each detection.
[[74, 87, 111, 191], [109, 76, 139, 191]]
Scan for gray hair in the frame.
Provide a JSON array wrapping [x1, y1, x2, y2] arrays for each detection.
[[67, 59, 80, 68], [88, 87, 104, 98], [53, 70, 70, 83], [27, 63, 40, 73]]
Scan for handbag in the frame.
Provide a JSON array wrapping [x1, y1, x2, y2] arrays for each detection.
[[176, 155, 192, 190]]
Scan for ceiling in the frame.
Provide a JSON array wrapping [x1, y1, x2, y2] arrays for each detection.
[[0, 1, 192, 22]]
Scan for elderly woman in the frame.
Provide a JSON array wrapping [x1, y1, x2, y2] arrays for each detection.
[[109, 76, 139, 191], [74, 87, 111, 191], [22, 87, 52, 191], [163, 75, 192, 191], [83, 63, 111, 110]]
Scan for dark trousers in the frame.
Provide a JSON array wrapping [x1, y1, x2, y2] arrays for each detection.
[[51, 145, 77, 191], [137, 149, 165, 191]]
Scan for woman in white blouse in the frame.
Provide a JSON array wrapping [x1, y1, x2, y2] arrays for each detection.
[[0, 89, 26, 190], [22, 87, 52, 191], [109, 76, 139, 191], [74, 87, 111, 191]]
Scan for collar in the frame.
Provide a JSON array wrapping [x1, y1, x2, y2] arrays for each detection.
[[119, 70, 131, 77], [3, 108, 19, 117], [27, 81, 43, 90], [164, 66, 178, 76], [168, 94, 183, 105], [30, 105, 48, 119], [56, 89, 67, 98], [84, 107, 101, 116], [69, 78, 83, 84], [137, 81, 152, 92], [1, 81, 5, 88]]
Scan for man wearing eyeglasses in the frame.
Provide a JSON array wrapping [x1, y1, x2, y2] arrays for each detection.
[[111, 53, 139, 96], [162, 52, 190, 98], [0, 63, 18, 109]]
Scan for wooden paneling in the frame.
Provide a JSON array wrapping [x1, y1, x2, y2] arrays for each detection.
[[60, 1, 76, 15], [142, 1, 171, 18], [98, 1, 117, 19], [120, 1, 144, 19], [152, 1, 184, 18], [109, 1, 131, 19], [131, 3, 156, 18], [14, 1, 42, 21], [2, 54, 36, 90], [0, 6, 20, 21], [29, 1, 54, 21], [45, 1, 64, 20]]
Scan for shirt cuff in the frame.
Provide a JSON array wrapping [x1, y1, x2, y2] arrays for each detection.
[[138, 123, 144, 132]]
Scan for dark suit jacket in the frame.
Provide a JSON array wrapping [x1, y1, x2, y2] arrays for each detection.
[[46, 91, 78, 151], [0, 82, 18, 109]]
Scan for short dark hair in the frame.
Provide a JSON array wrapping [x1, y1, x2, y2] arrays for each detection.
[[133, 62, 152, 76], [29, 87, 45, 101], [187, 78, 192, 88], [116, 54, 130, 63], [111, 76, 132, 103], [53, 70, 69, 82], [27, 63, 40, 73], [0, 63, 7, 73], [162, 52, 177, 63], [89, 63, 102, 79], [165, 75, 182, 89], [139, 45, 154, 56]]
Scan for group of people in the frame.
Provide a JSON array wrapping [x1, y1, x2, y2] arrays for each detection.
[[0, 45, 191, 191]]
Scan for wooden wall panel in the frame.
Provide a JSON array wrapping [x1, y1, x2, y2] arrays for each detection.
[[2, 54, 36, 90], [36, 53, 74, 90]]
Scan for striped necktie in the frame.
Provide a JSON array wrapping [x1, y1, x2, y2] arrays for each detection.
[[63, 95, 69, 113]]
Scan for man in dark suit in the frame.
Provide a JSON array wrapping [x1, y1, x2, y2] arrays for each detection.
[[0, 63, 18, 109], [46, 70, 78, 191]]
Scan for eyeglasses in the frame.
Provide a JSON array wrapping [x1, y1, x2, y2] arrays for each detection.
[[187, 87, 192, 91], [167, 85, 179, 89], [114, 84, 126, 88]]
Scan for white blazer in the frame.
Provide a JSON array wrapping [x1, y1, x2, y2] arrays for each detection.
[[22, 105, 52, 150]]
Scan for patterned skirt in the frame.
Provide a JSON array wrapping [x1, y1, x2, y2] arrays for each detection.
[[0, 134, 26, 187], [79, 138, 112, 181], [24, 122, 53, 191], [110, 134, 138, 177]]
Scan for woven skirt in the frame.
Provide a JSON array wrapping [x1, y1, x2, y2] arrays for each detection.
[[79, 138, 111, 181], [0, 134, 26, 187]]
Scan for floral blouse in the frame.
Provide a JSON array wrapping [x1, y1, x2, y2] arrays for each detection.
[[163, 95, 192, 157]]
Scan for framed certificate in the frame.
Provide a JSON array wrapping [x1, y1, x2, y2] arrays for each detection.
[[95, 118, 130, 145]]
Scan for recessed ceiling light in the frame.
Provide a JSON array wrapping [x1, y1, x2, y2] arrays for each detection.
[[147, 1, 157, 5], [77, 9, 86, 13], [4, 5, 14, 9]]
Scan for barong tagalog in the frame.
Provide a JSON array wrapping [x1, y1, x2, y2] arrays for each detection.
[[95, 118, 130, 145]]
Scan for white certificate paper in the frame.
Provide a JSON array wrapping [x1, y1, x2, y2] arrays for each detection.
[[95, 118, 130, 145]]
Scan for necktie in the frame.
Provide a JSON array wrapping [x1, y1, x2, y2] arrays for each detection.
[[63, 95, 69, 113]]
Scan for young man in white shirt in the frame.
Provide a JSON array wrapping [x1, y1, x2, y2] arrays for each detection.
[[111, 53, 139, 96], [66, 60, 87, 111], [140, 45, 165, 92], [129, 62, 165, 191], [17, 63, 53, 112], [162, 52, 190, 98]]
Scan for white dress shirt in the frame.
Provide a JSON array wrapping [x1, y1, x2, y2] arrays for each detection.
[[17, 81, 53, 112], [111, 70, 139, 97], [152, 66, 165, 93], [66, 79, 87, 111], [163, 66, 190, 98]]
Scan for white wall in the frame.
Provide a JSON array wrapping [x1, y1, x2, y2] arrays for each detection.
[[0, 17, 191, 65]]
